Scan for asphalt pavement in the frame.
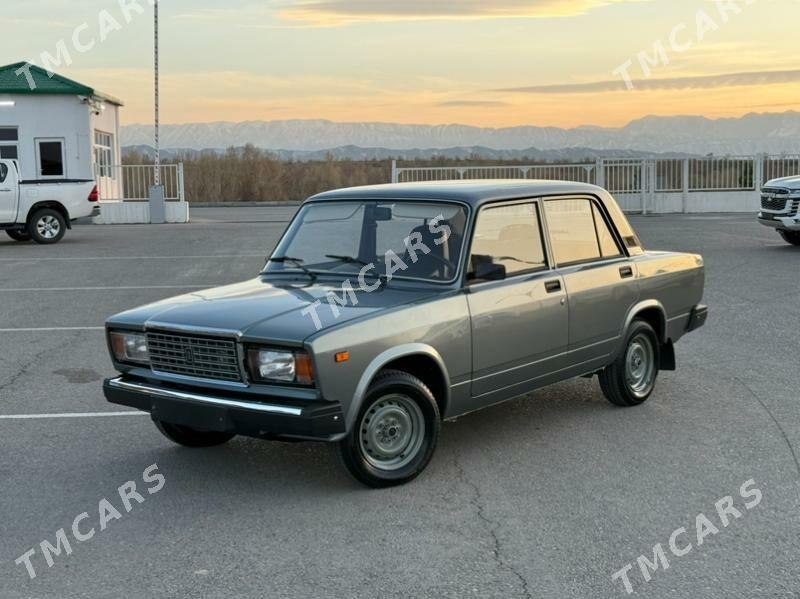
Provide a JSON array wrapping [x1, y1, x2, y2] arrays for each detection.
[[1, 209, 798, 599]]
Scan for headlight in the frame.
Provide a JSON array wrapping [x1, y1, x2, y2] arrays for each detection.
[[246, 348, 314, 385], [109, 331, 150, 364]]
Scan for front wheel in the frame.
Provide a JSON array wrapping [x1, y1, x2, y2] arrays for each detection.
[[339, 370, 440, 488], [28, 208, 66, 244], [154, 419, 235, 447], [599, 319, 660, 407], [778, 230, 800, 246], [6, 229, 31, 242]]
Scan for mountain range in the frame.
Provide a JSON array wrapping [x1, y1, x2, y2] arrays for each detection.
[[120, 111, 800, 158]]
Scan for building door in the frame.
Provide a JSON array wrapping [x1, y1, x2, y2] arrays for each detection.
[[35, 138, 66, 179]]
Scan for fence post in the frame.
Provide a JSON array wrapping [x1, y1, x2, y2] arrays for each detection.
[[177, 163, 186, 203], [595, 158, 605, 188], [682, 158, 689, 214], [640, 160, 648, 215], [391, 159, 398, 184]]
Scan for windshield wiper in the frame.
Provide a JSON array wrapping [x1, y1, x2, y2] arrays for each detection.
[[325, 254, 371, 267], [266, 256, 317, 281]]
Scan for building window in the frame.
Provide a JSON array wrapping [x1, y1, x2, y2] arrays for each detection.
[[94, 130, 114, 178], [0, 127, 18, 161], [36, 138, 65, 178]]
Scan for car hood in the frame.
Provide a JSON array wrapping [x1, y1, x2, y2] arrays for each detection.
[[106, 277, 440, 344], [764, 176, 800, 191]]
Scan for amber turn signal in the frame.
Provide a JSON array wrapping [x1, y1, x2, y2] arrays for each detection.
[[335, 351, 350, 364], [295, 353, 315, 385]]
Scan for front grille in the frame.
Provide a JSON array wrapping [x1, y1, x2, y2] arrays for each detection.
[[147, 332, 243, 383], [761, 195, 789, 211]]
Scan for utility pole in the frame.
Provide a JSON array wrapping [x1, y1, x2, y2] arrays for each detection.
[[148, 0, 166, 223]]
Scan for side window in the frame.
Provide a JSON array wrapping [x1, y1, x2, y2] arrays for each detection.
[[0, 162, 7, 183], [468, 202, 547, 281], [545, 198, 624, 265], [545, 199, 601, 265], [593, 203, 623, 258]]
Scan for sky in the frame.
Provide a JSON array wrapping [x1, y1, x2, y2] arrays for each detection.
[[2, 0, 799, 128]]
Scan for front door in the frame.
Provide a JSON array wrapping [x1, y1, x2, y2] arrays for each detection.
[[466, 200, 569, 405], [0, 162, 18, 223], [543, 197, 640, 365]]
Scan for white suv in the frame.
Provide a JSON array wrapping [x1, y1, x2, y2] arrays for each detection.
[[758, 176, 800, 246]]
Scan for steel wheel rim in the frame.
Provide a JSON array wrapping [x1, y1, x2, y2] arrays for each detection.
[[37, 215, 60, 239], [625, 333, 655, 398], [359, 394, 425, 471]]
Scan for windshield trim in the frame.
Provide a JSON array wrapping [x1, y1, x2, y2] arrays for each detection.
[[268, 198, 472, 286]]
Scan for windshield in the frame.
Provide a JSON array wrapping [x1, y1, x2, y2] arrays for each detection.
[[265, 201, 468, 282]]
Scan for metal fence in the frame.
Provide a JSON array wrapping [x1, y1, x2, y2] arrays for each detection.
[[392, 154, 800, 199], [94, 164, 185, 202]]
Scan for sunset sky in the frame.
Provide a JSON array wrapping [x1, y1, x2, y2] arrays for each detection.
[[3, 0, 799, 128]]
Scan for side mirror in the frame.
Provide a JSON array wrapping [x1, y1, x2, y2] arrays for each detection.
[[473, 261, 506, 282]]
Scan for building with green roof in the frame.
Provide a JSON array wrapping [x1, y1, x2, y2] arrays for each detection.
[[0, 62, 123, 189]]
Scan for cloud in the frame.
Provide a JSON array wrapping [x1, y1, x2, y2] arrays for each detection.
[[495, 69, 800, 94], [437, 100, 509, 107], [279, 0, 646, 26]]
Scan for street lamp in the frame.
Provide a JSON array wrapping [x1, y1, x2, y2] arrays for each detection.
[[148, 0, 166, 224]]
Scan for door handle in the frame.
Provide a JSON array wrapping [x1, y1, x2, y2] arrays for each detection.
[[545, 279, 562, 293], [619, 266, 634, 279], [0, 188, 11, 192]]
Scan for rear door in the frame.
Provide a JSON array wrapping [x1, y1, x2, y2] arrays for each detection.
[[0, 161, 18, 223], [543, 197, 639, 366], [466, 200, 569, 402]]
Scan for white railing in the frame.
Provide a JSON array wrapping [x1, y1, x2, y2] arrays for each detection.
[[391, 155, 800, 213], [94, 163, 185, 202]]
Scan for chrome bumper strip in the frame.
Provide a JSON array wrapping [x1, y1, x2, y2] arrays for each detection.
[[107, 377, 303, 416]]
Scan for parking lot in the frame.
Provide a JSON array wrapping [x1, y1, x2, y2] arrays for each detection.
[[1, 209, 798, 598]]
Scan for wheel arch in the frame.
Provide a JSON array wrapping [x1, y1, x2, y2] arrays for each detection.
[[345, 344, 451, 431], [623, 300, 667, 344], [28, 201, 72, 229]]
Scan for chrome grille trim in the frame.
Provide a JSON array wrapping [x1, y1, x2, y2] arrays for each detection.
[[146, 332, 243, 383]]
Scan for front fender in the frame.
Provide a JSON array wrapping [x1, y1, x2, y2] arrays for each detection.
[[343, 343, 451, 433]]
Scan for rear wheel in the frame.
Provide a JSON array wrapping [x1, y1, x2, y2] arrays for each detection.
[[28, 208, 66, 244], [778, 230, 800, 246], [154, 419, 235, 447], [599, 320, 660, 407], [339, 370, 440, 488], [6, 229, 31, 242]]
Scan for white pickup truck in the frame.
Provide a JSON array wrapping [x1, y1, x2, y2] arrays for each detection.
[[758, 176, 800, 246], [0, 158, 99, 244]]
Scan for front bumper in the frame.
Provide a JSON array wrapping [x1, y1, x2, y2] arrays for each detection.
[[758, 213, 800, 231], [104, 376, 345, 441]]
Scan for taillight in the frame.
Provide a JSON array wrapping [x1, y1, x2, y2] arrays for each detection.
[[88, 185, 99, 202]]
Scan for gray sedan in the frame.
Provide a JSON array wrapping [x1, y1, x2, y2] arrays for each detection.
[[103, 180, 707, 487]]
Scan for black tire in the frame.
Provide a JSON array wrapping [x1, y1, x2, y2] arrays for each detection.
[[778, 230, 800, 246], [28, 208, 66, 244], [599, 319, 660, 407], [6, 229, 31, 242], [339, 369, 440, 488], [154, 419, 235, 448]]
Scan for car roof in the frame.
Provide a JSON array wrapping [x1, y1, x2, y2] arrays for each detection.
[[307, 179, 606, 208]]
